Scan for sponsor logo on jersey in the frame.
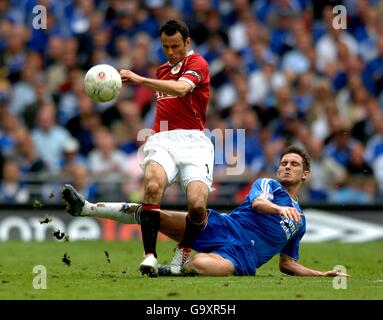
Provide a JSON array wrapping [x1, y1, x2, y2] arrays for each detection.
[[155, 91, 177, 100]]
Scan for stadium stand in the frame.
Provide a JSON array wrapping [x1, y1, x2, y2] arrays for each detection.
[[1, 0, 383, 205]]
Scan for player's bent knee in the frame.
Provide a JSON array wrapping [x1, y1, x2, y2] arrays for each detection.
[[145, 180, 166, 198], [186, 254, 235, 276], [188, 205, 206, 223]]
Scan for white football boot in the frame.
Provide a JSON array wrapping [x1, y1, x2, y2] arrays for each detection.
[[139, 254, 159, 278], [158, 246, 191, 276]]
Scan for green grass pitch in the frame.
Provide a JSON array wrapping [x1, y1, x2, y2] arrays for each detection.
[[0, 240, 382, 300]]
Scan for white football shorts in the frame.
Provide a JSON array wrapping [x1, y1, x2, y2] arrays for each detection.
[[142, 130, 214, 191]]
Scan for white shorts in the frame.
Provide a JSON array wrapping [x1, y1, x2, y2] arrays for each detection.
[[142, 130, 214, 191]]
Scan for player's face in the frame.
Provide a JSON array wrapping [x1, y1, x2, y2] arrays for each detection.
[[277, 153, 309, 186], [161, 32, 190, 65]]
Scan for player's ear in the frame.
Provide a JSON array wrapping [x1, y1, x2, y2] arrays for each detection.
[[185, 37, 191, 47], [301, 170, 310, 182]]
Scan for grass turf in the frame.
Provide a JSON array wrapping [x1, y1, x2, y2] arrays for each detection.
[[0, 240, 382, 300]]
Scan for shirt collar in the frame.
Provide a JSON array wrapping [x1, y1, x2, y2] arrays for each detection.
[[168, 50, 194, 67]]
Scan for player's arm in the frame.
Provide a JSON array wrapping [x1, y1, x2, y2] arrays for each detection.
[[252, 198, 302, 223], [279, 254, 350, 277], [120, 69, 192, 97]]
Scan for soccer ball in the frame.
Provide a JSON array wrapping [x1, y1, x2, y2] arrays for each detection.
[[84, 64, 122, 102]]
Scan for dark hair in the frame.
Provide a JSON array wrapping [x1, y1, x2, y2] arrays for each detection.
[[159, 20, 190, 41], [280, 145, 311, 171]]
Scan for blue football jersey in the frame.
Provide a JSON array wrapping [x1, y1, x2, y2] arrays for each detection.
[[228, 178, 306, 267]]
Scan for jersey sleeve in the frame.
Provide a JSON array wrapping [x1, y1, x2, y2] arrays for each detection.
[[178, 55, 208, 90], [280, 222, 306, 260], [248, 178, 277, 204]]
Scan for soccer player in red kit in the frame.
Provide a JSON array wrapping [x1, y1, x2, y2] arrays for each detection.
[[120, 20, 214, 277]]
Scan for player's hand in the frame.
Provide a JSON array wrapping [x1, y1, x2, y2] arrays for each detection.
[[323, 270, 351, 277], [120, 69, 142, 84], [279, 206, 303, 223]]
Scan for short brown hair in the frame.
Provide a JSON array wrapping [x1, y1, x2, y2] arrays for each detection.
[[160, 20, 190, 41], [280, 145, 311, 171]]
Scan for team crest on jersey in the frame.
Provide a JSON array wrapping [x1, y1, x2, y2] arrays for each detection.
[[171, 62, 183, 74]]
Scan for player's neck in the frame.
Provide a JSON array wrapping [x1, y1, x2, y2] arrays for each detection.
[[288, 190, 299, 201], [283, 184, 300, 202], [169, 50, 194, 66]]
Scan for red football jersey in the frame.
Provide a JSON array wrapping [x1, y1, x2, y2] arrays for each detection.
[[152, 51, 210, 132]]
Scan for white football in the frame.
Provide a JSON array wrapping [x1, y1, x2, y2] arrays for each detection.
[[84, 64, 122, 102]]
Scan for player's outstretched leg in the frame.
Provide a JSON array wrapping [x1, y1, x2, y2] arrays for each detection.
[[61, 184, 85, 216], [61, 184, 141, 223]]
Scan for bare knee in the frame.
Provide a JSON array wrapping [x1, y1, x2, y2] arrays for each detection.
[[188, 204, 207, 223], [186, 181, 209, 222], [144, 176, 167, 204], [145, 180, 166, 198], [187, 194, 207, 222], [185, 254, 210, 274], [144, 163, 167, 203], [185, 253, 235, 276]]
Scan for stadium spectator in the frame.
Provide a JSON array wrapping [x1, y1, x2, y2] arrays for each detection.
[[48, 37, 80, 94], [114, 34, 133, 71], [363, 33, 383, 98], [27, 2, 64, 54], [328, 175, 375, 204], [106, 100, 145, 155], [68, 163, 97, 202], [62, 145, 349, 277], [87, 126, 130, 177], [281, 20, 314, 78], [0, 157, 29, 204], [307, 79, 337, 141], [351, 97, 380, 144], [247, 53, 287, 109], [87, 126, 130, 201], [227, 3, 258, 53], [304, 137, 347, 202], [10, 61, 39, 116], [107, 6, 139, 57], [2, 24, 29, 83], [346, 143, 373, 177], [212, 49, 246, 114], [0, 112, 20, 156], [22, 79, 53, 130], [119, 19, 213, 277], [59, 137, 87, 177], [183, 0, 212, 46], [240, 26, 272, 74], [365, 109, 383, 195], [56, 68, 87, 126], [65, 94, 101, 156], [323, 125, 359, 167], [1, 0, 383, 208], [13, 128, 47, 174], [292, 72, 315, 116], [351, 3, 381, 63], [315, 5, 359, 74], [31, 102, 72, 173]]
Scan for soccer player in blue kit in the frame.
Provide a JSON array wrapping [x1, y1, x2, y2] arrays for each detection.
[[62, 145, 349, 277]]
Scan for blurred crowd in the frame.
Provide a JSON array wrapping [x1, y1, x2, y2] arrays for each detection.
[[1, 0, 383, 205]]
